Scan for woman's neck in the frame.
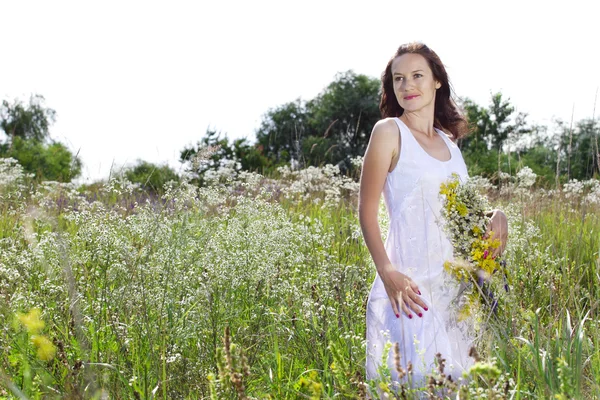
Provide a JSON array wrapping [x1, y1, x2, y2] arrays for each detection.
[[399, 113, 436, 138]]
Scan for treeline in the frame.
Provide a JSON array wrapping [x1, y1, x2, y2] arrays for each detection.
[[181, 71, 599, 188], [2, 72, 599, 191], [0, 95, 81, 182]]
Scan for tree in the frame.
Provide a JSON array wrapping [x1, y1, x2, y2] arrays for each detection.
[[560, 118, 599, 180], [2, 136, 82, 182], [255, 99, 307, 165], [459, 92, 529, 153], [0, 94, 56, 142], [180, 128, 269, 184], [230, 137, 271, 172], [124, 160, 179, 194], [305, 70, 381, 170], [255, 71, 380, 171], [180, 128, 235, 165], [459, 92, 533, 179], [487, 93, 516, 151], [0, 94, 82, 182]]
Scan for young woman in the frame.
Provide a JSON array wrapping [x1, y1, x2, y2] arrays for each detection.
[[359, 42, 508, 386]]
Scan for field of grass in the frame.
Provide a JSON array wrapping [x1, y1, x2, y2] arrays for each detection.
[[1, 158, 599, 399]]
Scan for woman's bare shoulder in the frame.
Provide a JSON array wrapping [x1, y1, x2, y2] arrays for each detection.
[[371, 118, 399, 142], [366, 118, 400, 164]]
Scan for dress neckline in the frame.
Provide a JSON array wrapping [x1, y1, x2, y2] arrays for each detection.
[[396, 117, 453, 163]]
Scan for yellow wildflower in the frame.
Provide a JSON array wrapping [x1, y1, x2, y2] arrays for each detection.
[[17, 308, 56, 361], [31, 335, 56, 361], [471, 248, 484, 262], [18, 308, 45, 334], [456, 202, 468, 217]]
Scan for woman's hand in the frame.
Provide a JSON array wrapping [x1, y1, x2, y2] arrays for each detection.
[[485, 209, 508, 258], [379, 267, 428, 319]]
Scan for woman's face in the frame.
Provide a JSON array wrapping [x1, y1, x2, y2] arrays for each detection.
[[391, 53, 441, 114]]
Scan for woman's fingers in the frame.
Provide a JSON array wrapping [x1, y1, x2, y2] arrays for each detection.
[[399, 296, 412, 318], [411, 294, 428, 312], [409, 281, 421, 295], [387, 291, 408, 318], [486, 209, 508, 258], [391, 292, 411, 318], [390, 295, 427, 319], [404, 297, 421, 316], [396, 290, 414, 319], [383, 272, 429, 319], [389, 294, 400, 318], [404, 291, 429, 316]]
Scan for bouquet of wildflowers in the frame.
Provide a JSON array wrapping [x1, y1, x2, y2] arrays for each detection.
[[439, 173, 509, 320]]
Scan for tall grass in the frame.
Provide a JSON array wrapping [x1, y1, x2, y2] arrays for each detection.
[[0, 157, 599, 398]]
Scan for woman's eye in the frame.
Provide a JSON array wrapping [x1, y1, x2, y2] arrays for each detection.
[[414, 74, 423, 78], [395, 77, 403, 81]]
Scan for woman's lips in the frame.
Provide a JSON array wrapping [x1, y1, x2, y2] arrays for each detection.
[[404, 95, 419, 100]]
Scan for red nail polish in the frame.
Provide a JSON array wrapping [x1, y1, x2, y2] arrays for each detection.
[[424, 307, 428, 311], [396, 313, 400, 318], [418, 290, 422, 295], [418, 313, 423, 318], [408, 314, 413, 319]]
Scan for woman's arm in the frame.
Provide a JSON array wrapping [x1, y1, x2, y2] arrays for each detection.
[[359, 119, 427, 318], [358, 119, 397, 273]]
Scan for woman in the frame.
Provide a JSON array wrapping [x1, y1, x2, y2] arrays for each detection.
[[359, 42, 508, 387]]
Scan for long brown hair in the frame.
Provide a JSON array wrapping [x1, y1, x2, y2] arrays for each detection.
[[380, 42, 468, 140]]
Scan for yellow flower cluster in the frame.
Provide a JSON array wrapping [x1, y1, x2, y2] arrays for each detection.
[[471, 234, 501, 276], [440, 176, 469, 217], [17, 308, 56, 361], [443, 260, 471, 283], [439, 179, 459, 206], [294, 370, 322, 399], [17, 308, 45, 333]]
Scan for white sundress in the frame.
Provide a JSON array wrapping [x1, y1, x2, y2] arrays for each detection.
[[365, 117, 475, 388]]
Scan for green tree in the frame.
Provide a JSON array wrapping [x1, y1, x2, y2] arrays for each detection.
[[255, 99, 307, 165], [487, 92, 517, 151], [124, 160, 179, 194], [2, 136, 82, 182], [0, 94, 56, 142], [305, 70, 381, 170], [0, 94, 82, 182], [300, 135, 336, 167], [180, 128, 269, 184], [459, 92, 529, 152], [231, 137, 271, 172], [558, 118, 599, 180], [459, 92, 533, 179], [255, 70, 381, 171], [459, 98, 493, 175], [520, 144, 559, 185], [180, 128, 235, 165], [506, 124, 558, 185]]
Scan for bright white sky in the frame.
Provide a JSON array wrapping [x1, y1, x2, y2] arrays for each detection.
[[1, 0, 599, 182]]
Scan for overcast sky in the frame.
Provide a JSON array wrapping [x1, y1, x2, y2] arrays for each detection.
[[1, 0, 599, 182]]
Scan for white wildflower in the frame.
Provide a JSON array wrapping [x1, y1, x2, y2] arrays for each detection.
[[516, 166, 537, 188]]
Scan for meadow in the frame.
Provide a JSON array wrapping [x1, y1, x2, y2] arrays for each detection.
[[1, 156, 599, 399]]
